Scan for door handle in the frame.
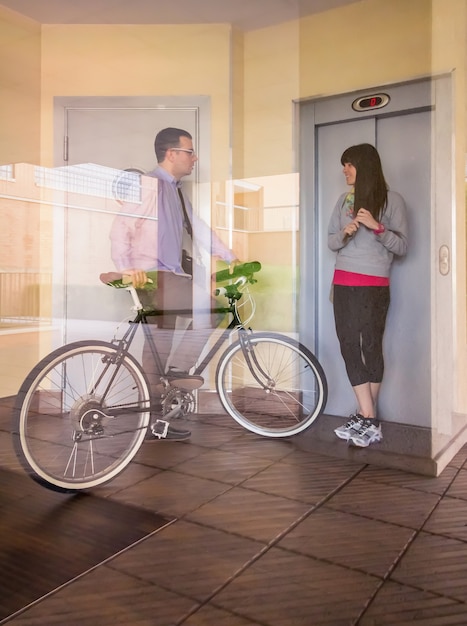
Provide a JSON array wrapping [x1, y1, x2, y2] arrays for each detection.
[[439, 245, 450, 275]]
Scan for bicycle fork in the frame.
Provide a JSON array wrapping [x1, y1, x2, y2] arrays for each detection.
[[238, 330, 275, 391]]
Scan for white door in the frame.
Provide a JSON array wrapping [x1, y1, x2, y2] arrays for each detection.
[[52, 96, 210, 338], [299, 77, 452, 428]]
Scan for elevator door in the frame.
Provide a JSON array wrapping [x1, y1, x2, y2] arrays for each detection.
[[300, 79, 436, 427]]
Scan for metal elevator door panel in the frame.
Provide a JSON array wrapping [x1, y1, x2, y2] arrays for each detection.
[[376, 112, 431, 423], [301, 81, 432, 426]]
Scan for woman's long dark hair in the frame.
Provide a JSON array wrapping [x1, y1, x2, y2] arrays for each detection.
[[341, 143, 388, 221]]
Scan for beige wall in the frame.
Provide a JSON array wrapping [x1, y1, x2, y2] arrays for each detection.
[[40, 24, 232, 181], [243, 20, 300, 178], [299, 0, 432, 98], [0, 5, 40, 165], [231, 29, 245, 180]]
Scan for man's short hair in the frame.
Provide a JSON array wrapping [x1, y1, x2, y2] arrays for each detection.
[[154, 127, 192, 163]]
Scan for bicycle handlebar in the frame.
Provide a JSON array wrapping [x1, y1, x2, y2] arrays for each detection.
[[213, 261, 261, 283], [100, 262, 260, 313], [100, 261, 261, 291]]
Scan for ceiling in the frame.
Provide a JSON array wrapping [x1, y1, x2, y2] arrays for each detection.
[[0, 0, 360, 31]]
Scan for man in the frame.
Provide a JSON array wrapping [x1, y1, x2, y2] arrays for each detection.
[[110, 127, 239, 440]]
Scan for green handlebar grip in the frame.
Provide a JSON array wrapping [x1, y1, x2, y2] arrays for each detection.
[[214, 261, 261, 283]]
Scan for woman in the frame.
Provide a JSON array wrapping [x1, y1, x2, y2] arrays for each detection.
[[328, 143, 408, 447]]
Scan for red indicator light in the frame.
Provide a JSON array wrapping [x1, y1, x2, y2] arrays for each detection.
[[352, 93, 390, 112], [360, 96, 382, 108]]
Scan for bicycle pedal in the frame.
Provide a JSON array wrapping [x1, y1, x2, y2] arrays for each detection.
[[151, 419, 169, 439]]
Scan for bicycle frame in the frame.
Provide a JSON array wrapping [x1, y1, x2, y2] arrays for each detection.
[[90, 271, 275, 421], [99, 265, 273, 407], [110, 289, 249, 398]]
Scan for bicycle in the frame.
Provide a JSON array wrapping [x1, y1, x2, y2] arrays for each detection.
[[12, 261, 327, 492]]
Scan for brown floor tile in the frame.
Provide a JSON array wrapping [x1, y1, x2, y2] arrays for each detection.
[[134, 439, 208, 470], [391, 531, 467, 602], [182, 603, 263, 625], [445, 467, 467, 501], [279, 506, 414, 577], [194, 412, 246, 432], [0, 466, 40, 504], [359, 464, 459, 495], [447, 444, 467, 470], [359, 580, 467, 625], [0, 469, 171, 622], [218, 436, 294, 461], [91, 462, 162, 497], [0, 430, 24, 473], [422, 495, 467, 541], [108, 519, 262, 602], [5, 566, 196, 626], [242, 457, 362, 504], [109, 469, 231, 516], [326, 477, 440, 528], [187, 486, 310, 542], [174, 447, 275, 485], [279, 447, 365, 472], [180, 420, 246, 448], [213, 546, 380, 626]]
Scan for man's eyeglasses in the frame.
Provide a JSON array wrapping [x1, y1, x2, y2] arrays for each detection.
[[171, 148, 196, 157]]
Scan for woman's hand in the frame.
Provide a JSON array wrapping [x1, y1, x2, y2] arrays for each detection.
[[343, 219, 359, 239], [355, 208, 380, 231]]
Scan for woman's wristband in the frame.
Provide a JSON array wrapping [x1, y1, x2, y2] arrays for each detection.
[[373, 223, 386, 235]]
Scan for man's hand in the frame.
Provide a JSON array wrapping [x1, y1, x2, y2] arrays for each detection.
[[228, 259, 242, 275], [122, 268, 148, 288]]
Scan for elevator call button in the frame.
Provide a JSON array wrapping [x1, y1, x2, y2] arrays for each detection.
[[352, 93, 390, 112]]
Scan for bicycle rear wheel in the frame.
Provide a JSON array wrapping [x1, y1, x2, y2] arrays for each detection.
[[216, 332, 327, 437], [12, 340, 151, 492]]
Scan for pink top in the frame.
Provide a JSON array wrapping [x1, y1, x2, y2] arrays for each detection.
[[333, 269, 390, 287]]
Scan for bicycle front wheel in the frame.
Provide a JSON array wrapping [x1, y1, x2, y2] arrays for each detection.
[[12, 340, 151, 492], [216, 332, 327, 437]]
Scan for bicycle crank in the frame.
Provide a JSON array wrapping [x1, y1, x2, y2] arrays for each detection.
[[162, 387, 196, 419]]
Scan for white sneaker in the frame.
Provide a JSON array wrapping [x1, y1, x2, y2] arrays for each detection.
[[334, 413, 364, 441], [350, 419, 383, 447]]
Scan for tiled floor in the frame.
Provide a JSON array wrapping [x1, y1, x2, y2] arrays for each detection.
[[2, 403, 467, 625]]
